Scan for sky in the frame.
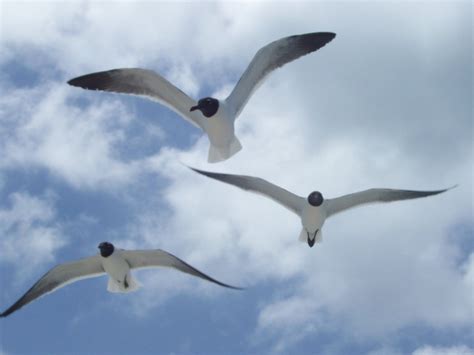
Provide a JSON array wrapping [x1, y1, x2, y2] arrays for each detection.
[[0, 1, 472, 354]]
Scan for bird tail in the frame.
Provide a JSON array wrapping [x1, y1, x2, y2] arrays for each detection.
[[208, 136, 242, 163], [298, 228, 307, 243], [107, 274, 141, 293], [298, 229, 323, 243]]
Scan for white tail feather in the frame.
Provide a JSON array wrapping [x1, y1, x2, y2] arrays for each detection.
[[107, 274, 141, 293], [298, 229, 323, 243], [208, 137, 242, 163], [298, 228, 307, 243]]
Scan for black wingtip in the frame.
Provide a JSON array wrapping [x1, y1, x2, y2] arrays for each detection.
[[319, 32, 336, 40], [67, 74, 94, 88], [299, 31, 336, 43], [0, 309, 11, 318], [67, 78, 76, 86], [433, 184, 458, 195], [313, 32, 336, 46], [212, 279, 245, 290], [67, 71, 115, 90], [186, 165, 210, 177], [217, 282, 245, 291], [67, 75, 85, 87]]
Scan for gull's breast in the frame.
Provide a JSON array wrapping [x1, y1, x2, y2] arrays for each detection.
[[202, 105, 235, 147], [102, 252, 130, 282], [301, 205, 326, 233]]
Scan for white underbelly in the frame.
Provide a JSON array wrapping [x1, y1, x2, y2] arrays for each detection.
[[301, 205, 326, 233], [203, 115, 235, 148], [102, 253, 130, 283]]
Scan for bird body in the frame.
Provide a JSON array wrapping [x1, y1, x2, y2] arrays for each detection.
[[0, 242, 241, 317], [300, 203, 327, 245], [68, 32, 336, 162], [189, 167, 454, 247], [199, 100, 242, 162], [101, 250, 139, 293]]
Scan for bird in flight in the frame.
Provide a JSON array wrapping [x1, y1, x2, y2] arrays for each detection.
[[189, 167, 455, 247], [68, 32, 336, 163], [1, 242, 241, 318]]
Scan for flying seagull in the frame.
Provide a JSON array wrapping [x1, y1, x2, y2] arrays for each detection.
[[0, 242, 241, 318], [68, 32, 336, 163], [189, 167, 455, 247]]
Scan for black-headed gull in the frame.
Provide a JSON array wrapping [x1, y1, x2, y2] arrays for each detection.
[[68, 32, 336, 163], [0, 242, 241, 317], [190, 168, 455, 247]]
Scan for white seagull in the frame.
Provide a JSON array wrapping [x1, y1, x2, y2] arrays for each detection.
[[190, 167, 455, 247], [0, 242, 241, 317], [67, 32, 336, 163]]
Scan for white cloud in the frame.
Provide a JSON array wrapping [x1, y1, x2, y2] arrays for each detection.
[[111, 1, 472, 347], [0, 0, 471, 353], [0, 82, 142, 189], [0, 191, 65, 281], [413, 345, 474, 355]]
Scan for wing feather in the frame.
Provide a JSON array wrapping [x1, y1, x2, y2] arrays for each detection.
[[325, 186, 455, 217], [122, 250, 242, 290], [68, 68, 203, 128], [189, 167, 305, 215], [1, 256, 104, 317], [226, 32, 336, 118]]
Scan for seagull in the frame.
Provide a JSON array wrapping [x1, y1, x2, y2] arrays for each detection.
[[189, 167, 455, 248], [67, 32, 336, 163], [0, 242, 241, 318]]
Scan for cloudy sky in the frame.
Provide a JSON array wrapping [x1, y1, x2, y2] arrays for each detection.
[[0, 1, 472, 354]]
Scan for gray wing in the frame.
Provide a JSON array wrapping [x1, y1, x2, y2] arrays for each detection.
[[325, 186, 455, 217], [68, 68, 203, 128], [189, 167, 306, 215], [1, 256, 104, 317], [122, 249, 242, 290], [225, 32, 336, 119]]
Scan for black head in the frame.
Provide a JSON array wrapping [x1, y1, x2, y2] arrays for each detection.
[[98, 242, 114, 257], [190, 97, 219, 117], [307, 191, 324, 207]]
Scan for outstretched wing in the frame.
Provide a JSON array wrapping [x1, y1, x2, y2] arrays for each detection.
[[68, 68, 204, 128], [1, 256, 104, 317], [122, 249, 242, 290], [325, 186, 455, 217], [189, 167, 306, 216], [225, 32, 336, 119]]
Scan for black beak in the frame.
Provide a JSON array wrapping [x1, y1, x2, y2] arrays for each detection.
[[307, 230, 318, 248], [190, 105, 200, 112]]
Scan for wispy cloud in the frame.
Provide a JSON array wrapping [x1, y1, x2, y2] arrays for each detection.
[[0, 191, 65, 281], [0, 1, 471, 354], [0, 83, 142, 189], [413, 345, 474, 355]]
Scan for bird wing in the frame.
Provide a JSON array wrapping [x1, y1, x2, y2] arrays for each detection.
[[0, 256, 104, 317], [325, 186, 455, 218], [121, 249, 242, 290], [189, 167, 306, 216], [68, 68, 204, 128], [225, 32, 336, 119]]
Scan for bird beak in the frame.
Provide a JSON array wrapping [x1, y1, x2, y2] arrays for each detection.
[[190, 104, 200, 112], [307, 230, 318, 248]]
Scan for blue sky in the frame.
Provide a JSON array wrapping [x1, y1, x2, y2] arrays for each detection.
[[0, 1, 472, 355]]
